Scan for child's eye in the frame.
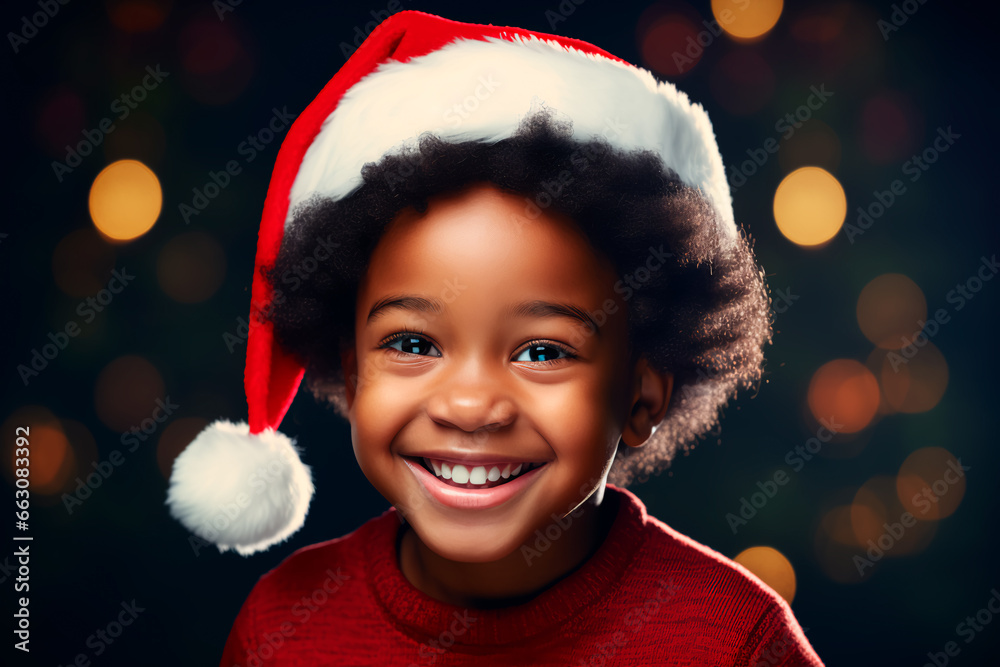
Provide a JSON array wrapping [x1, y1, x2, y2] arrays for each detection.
[[380, 333, 442, 357], [513, 341, 575, 364]]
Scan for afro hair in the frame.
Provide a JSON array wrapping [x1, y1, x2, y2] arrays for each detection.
[[264, 111, 773, 487]]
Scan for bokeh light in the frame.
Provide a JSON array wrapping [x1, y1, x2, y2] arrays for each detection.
[[778, 120, 842, 174], [814, 504, 867, 584], [35, 86, 86, 159], [157, 417, 208, 480], [106, 0, 171, 33], [178, 15, 255, 104], [865, 348, 900, 416], [20, 425, 72, 495], [860, 92, 923, 164], [856, 274, 927, 349], [2, 406, 67, 495], [52, 228, 116, 298], [89, 159, 162, 241], [879, 342, 948, 413], [733, 546, 796, 603], [849, 487, 885, 547], [711, 0, 783, 41], [853, 476, 937, 557], [640, 15, 702, 77], [710, 50, 775, 115], [897, 447, 966, 521], [157, 231, 227, 303], [94, 355, 166, 432], [789, 6, 848, 43], [773, 167, 847, 246], [807, 359, 880, 433]]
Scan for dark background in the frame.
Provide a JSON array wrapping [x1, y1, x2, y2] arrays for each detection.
[[3, 0, 998, 665]]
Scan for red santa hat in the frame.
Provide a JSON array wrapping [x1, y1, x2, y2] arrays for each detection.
[[166, 10, 737, 555]]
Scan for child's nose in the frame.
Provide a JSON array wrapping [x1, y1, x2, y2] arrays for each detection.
[[425, 378, 517, 434]]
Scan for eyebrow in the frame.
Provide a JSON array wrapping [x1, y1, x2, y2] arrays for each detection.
[[505, 300, 600, 337], [367, 295, 443, 323], [366, 295, 600, 337]]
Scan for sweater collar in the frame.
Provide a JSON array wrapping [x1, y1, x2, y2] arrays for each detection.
[[365, 484, 649, 647]]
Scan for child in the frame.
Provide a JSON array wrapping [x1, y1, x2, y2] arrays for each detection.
[[167, 10, 823, 666]]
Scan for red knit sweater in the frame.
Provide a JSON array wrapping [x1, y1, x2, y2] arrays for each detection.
[[220, 485, 823, 666]]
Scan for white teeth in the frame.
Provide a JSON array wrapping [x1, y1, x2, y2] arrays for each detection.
[[425, 458, 542, 485], [451, 464, 470, 484]]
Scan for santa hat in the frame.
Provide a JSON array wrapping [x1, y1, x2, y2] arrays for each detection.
[[166, 10, 737, 555]]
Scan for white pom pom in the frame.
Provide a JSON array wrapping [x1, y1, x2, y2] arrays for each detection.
[[166, 420, 314, 556]]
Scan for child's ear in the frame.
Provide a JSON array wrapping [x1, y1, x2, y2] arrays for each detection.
[[621, 356, 673, 449], [340, 343, 358, 411]]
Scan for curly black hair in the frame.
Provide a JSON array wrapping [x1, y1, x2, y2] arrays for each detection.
[[264, 111, 772, 487]]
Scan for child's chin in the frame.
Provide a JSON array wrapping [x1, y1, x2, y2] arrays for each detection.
[[411, 520, 526, 563]]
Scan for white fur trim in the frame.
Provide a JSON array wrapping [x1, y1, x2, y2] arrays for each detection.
[[289, 35, 735, 243], [166, 420, 314, 556]]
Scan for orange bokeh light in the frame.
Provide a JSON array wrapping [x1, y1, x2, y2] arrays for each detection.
[[21, 425, 73, 494], [807, 359, 880, 433], [733, 546, 797, 603], [94, 355, 166, 432], [897, 447, 966, 521], [2, 407, 75, 496], [850, 475, 937, 566], [857, 274, 927, 349], [814, 504, 866, 584], [712, 0, 783, 41], [879, 342, 948, 414], [773, 167, 847, 247], [89, 160, 162, 242]]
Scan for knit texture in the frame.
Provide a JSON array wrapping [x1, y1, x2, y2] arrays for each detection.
[[220, 486, 824, 666]]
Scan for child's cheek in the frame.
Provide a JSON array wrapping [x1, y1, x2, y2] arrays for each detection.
[[534, 379, 620, 466]]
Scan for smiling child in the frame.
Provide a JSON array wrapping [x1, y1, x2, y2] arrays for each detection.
[[167, 10, 824, 666]]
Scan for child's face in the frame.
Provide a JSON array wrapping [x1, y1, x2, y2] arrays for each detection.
[[343, 183, 643, 563]]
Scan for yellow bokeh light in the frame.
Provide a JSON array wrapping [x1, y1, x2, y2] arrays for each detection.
[[89, 159, 162, 241], [733, 546, 796, 603], [773, 167, 847, 247], [712, 0, 783, 41]]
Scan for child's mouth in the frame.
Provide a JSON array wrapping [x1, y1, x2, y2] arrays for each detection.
[[402, 455, 549, 510], [415, 457, 545, 489]]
